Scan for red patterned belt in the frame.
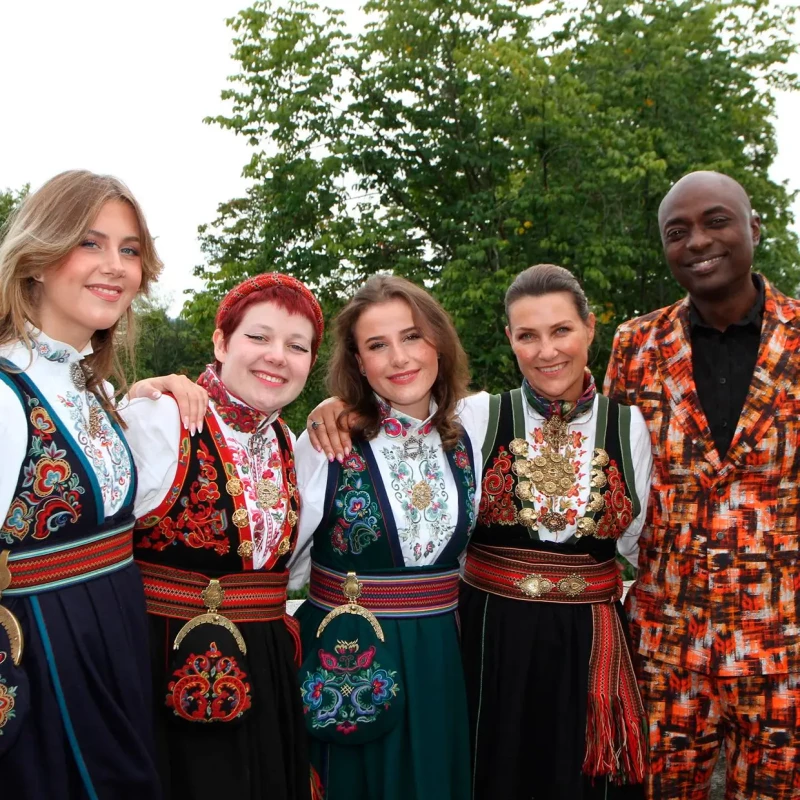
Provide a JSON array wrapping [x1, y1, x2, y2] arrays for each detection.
[[136, 560, 289, 623], [4, 522, 135, 596], [463, 544, 622, 603], [464, 543, 644, 785], [309, 562, 460, 618]]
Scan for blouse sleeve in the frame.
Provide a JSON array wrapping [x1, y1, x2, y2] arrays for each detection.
[[615, 404, 654, 570], [119, 395, 183, 519], [0, 380, 29, 523], [288, 430, 330, 590]]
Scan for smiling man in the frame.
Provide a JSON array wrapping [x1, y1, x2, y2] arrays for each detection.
[[604, 171, 800, 800]]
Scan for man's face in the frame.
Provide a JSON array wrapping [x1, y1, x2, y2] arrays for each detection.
[[660, 178, 760, 300]]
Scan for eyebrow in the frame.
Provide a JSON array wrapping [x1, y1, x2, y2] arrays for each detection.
[[662, 205, 732, 229], [86, 228, 141, 243], [364, 325, 419, 344], [514, 320, 574, 331], [248, 324, 311, 340]]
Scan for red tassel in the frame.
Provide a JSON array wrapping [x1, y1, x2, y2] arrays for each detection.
[[284, 613, 302, 668], [310, 766, 325, 800]]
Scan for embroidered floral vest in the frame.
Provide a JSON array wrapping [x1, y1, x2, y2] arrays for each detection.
[[0, 368, 136, 553], [133, 408, 300, 574], [310, 434, 476, 571], [474, 390, 639, 561]]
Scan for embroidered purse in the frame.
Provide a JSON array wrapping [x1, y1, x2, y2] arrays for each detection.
[[299, 574, 405, 745], [164, 581, 253, 726]]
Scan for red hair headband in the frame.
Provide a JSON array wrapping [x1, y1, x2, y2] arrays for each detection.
[[215, 273, 324, 348]]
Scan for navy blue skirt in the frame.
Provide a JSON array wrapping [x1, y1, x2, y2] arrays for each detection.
[[0, 562, 161, 799]]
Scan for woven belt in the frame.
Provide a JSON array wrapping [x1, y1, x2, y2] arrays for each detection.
[[3, 522, 135, 596], [308, 562, 460, 618], [137, 560, 289, 623], [463, 544, 621, 603]]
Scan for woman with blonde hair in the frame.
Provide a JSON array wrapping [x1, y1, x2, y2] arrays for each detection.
[[0, 170, 203, 798], [291, 275, 483, 800]]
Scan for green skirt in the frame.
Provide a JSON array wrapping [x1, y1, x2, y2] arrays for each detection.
[[296, 600, 471, 800]]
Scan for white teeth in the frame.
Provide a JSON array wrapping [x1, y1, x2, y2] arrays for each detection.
[[89, 286, 120, 297], [539, 365, 565, 374], [254, 372, 285, 385]]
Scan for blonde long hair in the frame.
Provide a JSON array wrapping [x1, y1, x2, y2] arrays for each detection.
[[0, 170, 163, 424]]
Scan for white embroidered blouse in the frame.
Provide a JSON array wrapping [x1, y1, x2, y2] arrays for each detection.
[[123, 394, 294, 571], [0, 331, 133, 524], [290, 399, 484, 589], [457, 391, 653, 567]]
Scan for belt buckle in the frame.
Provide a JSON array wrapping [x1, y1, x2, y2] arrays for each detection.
[[173, 577, 247, 654], [0, 552, 24, 665], [316, 571, 385, 642]]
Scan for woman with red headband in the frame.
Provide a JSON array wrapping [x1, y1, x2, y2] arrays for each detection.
[[123, 273, 324, 800]]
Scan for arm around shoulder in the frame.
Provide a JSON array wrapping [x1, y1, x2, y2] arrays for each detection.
[[120, 395, 184, 519], [288, 431, 332, 590]]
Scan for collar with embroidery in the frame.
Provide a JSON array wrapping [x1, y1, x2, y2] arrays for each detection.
[[24, 325, 91, 366], [376, 394, 436, 438], [197, 365, 280, 434]]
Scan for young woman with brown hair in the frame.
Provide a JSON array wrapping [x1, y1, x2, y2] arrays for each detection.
[[291, 274, 482, 800]]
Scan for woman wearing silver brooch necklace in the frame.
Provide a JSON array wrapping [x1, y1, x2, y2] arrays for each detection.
[[306, 264, 653, 800], [290, 275, 483, 800], [0, 170, 206, 798], [122, 273, 324, 800]]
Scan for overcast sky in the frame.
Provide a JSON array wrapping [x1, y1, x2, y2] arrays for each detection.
[[1, 0, 797, 315]]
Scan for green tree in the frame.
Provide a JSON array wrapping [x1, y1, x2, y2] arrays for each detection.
[[191, 0, 799, 415], [125, 295, 209, 384], [0, 185, 29, 237]]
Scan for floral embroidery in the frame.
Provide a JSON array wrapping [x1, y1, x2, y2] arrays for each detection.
[[454, 440, 476, 529], [478, 446, 517, 526], [57, 391, 130, 510], [332, 450, 382, 556], [0, 652, 17, 735], [377, 396, 434, 438], [34, 340, 71, 363], [136, 439, 230, 555], [381, 436, 452, 561], [595, 460, 634, 539], [166, 641, 252, 723], [1, 395, 84, 543], [301, 639, 399, 735]]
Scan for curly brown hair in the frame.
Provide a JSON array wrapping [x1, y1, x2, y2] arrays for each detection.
[[327, 275, 470, 450]]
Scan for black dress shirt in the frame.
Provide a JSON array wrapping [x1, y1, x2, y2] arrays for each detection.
[[690, 275, 764, 458]]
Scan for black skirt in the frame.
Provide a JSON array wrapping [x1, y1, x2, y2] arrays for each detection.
[[459, 581, 643, 800], [149, 615, 311, 800]]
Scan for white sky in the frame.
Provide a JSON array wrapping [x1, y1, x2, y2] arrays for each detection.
[[0, 0, 797, 315]]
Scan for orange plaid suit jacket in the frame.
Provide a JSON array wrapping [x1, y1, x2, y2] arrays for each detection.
[[604, 277, 800, 676]]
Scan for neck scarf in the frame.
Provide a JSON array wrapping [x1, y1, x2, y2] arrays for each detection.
[[376, 395, 435, 438], [522, 369, 597, 423], [197, 365, 269, 434]]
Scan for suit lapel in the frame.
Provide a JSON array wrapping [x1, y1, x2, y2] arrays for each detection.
[[723, 281, 800, 473], [654, 300, 721, 469]]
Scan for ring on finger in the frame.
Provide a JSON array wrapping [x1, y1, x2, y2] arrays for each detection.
[[310, 419, 325, 430]]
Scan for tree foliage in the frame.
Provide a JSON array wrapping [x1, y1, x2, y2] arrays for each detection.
[[0, 185, 29, 238], [190, 0, 800, 419]]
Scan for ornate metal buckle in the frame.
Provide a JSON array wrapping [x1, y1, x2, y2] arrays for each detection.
[[316, 571, 385, 642], [173, 578, 247, 654], [0, 552, 23, 665], [514, 572, 554, 598]]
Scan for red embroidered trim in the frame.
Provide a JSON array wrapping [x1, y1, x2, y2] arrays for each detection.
[[166, 641, 252, 723], [595, 461, 634, 540], [478, 446, 517, 526]]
